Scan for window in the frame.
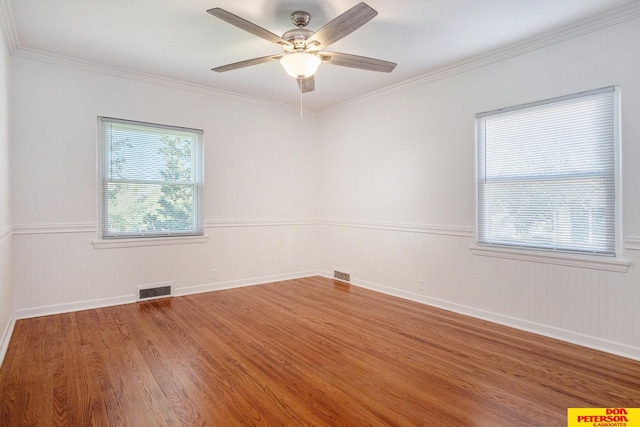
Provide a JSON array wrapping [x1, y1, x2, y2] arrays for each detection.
[[476, 87, 619, 256], [98, 117, 204, 239]]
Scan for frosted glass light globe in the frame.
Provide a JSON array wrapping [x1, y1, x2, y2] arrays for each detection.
[[280, 52, 321, 78]]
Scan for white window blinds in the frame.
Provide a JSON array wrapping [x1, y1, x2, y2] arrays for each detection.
[[476, 87, 618, 256], [98, 117, 204, 238]]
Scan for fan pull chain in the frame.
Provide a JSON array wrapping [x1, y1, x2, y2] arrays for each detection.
[[299, 77, 304, 122]]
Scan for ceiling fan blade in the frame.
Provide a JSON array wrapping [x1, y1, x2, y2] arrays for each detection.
[[306, 3, 377, 50], [297, 76, 315, 93], [321, 52, 396, 72], [212, 54, 283, 72], [207, 8, 293, 49]]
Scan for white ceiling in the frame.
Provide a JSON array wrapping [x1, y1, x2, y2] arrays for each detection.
[[3, 0, 637, 110]]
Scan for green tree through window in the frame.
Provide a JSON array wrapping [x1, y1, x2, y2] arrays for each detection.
[[143, 136, 194, 232], [99, 117, 204, 238]]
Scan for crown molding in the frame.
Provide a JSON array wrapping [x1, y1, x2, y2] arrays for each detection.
[[318, 1, 640, 115], [0, 0, 307, 116], [0, 0, 17, 53], [1, 1, 638, 114], [11, 46, 309, 115]]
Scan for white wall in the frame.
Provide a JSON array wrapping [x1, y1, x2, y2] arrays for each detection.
[[9, 57, 320, 316], [318, 18, 640, 359], [4, 14, 640, 363], [0, 27, 12, 360]]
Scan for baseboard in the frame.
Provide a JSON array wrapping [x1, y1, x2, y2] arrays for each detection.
[[12, 294, 136, 321], [0, 313, 17, 369], [0, 271, 318, 363], [6, 271, 637, 366], [9, 271, 320, 320], [0, 272, 319, 367], [317, 271, 640, 362], [173, 270, 319, 297]]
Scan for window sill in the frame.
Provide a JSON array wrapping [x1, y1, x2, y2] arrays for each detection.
[[470, 244, 629, 273], [92, 235, 209, 249]]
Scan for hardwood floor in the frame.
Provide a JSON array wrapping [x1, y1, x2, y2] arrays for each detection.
[[1, 276, 638, 426]]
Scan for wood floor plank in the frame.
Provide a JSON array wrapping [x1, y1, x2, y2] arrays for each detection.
[[24, 316, 50, 425], [0, 320, 30, 422], [1, 276, 639, 426], [130, 299, 246, 425], [185, 292, 402, 426], [251, 281, 534, 425], [108, 305, 187, 426], [73, 310, 112, 426], [230, 284, 469, 425], [119, 303, 204, 426]]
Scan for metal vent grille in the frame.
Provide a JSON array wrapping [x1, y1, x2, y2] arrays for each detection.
[[334, 270, 351, 283], [139, 285, 171, 300]]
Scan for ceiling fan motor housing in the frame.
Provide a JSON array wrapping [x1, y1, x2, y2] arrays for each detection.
[[282, 28, 314, 50]]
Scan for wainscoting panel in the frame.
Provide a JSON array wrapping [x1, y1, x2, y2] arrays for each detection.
[[11, 221, 319, 317], [0, 230, 12, 364], [318, 221, 640, 360], [7, 219, 640, 360]]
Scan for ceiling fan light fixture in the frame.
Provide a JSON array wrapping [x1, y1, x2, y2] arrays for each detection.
[[280, 52, 321, 78]]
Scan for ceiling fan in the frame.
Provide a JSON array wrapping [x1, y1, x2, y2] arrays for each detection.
[[207, 2, 397, 93]]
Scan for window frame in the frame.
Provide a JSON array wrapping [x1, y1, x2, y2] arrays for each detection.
[[96, 117, 205, 243], [473, 87, 625, 268]]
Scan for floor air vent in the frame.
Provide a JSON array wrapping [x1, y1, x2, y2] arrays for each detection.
[[334, 270, 351, 283], [136, 282, 173, 301]]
